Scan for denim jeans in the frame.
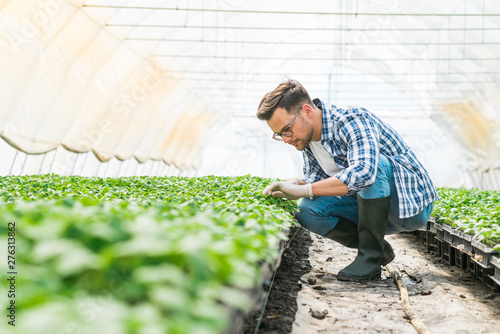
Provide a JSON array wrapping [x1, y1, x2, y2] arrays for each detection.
[[294, 155, 434, 236]]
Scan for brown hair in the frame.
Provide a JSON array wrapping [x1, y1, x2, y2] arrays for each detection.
[[256, 79, 312, 120]]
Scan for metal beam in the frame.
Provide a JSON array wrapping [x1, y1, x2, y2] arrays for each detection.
[[83, 5, 500, 16], [128, 38, 500, 46], [174, 77, 496, 85], [160, 70, 500, 76], [109, 24, 500, 32], [154, 54, 500, 61]]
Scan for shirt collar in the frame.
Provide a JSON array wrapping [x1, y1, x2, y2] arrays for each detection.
[[313, 98, 335, 142]]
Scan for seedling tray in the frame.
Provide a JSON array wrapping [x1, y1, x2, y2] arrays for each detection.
[[451, 229, 473, 254], [471, 239, 498, 268], [434, 221, 444, 242], [427, 230, 439, 253], [453, 247, 469, 270], [428, 217, 437, 233], [490, 256, 500, 288], [440, 239, 456, 266], [417, 230, 433, 251], [442, 224, 454, 245], [413, 222, 438, 253], [471, 261, 495, 287]]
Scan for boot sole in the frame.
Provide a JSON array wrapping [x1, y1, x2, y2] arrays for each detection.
[[336, 271, 381, 282]]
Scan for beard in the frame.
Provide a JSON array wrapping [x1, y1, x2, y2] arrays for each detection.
[[290, 117, 314, 151]]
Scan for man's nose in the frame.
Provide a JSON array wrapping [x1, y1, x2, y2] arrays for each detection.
[[283, 136, 292, 144]]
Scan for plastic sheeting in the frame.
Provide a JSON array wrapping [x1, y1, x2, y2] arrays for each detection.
[[0, 0, 213, 171], [0, 1, 499, 186]]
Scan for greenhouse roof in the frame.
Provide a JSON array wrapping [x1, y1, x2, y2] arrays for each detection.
[[0, 0, 499, 187]]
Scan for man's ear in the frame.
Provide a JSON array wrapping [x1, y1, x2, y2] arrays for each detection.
[[303, 104, 314, 118]]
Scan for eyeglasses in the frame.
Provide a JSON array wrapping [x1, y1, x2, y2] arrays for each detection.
[[272, 106, 302, 141]]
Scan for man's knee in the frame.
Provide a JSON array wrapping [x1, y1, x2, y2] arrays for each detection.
[[294, 198, 335, 236], [297, 197, 312, 211], [295, 197, 314, 224]]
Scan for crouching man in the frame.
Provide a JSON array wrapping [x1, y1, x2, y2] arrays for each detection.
[[257, 79, 438, 282]]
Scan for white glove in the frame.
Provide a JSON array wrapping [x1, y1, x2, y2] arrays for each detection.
[[263, 181, 313, 200]]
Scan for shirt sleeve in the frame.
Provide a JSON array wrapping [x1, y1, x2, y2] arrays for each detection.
[[300, 148, 328, 184], [334, 110, 380, 195]]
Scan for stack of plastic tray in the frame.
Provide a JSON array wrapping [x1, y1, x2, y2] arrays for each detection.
[[418, 220, 438, 253], [451, 229, 473, 270], [470, 239, 497, 287], [427, 219, 439, 252], [433, 221, 444, 258], [441, 224, 456, 266], [413, 219, 499, 291]]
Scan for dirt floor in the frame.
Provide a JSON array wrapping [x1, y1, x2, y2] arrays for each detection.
[[244, 227, 500, 334]]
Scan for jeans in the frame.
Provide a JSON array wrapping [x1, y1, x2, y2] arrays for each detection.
[[294, 155, 434, 236]]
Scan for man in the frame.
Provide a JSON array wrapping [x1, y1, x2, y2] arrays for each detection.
[[257, 79, 438, 282]]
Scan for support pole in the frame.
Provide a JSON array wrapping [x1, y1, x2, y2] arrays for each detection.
[[8, 150, 19, 176]]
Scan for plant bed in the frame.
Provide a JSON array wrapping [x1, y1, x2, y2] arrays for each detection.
[[0, 175, 299, 334]]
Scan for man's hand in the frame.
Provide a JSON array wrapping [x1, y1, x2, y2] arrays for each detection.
[[263, 180, 313, 200]]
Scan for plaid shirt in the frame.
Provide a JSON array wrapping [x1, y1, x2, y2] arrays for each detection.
[[301, 99, 439, 219]]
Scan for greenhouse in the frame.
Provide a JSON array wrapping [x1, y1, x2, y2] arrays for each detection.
[[0, 1, 499, 333]]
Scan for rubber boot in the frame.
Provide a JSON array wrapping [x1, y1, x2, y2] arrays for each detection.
[[336, 195, 391, 282], [324, 217, 395, 266]]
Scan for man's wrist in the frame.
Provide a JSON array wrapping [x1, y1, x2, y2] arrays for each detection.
[[304, 183, 313, 198]]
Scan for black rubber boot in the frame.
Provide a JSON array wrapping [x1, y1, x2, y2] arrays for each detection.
[[336, 195, 391, 282], [324, 217, 395, 266]]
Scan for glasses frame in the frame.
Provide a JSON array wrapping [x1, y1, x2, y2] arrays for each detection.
[[272, 106, 302, 141]]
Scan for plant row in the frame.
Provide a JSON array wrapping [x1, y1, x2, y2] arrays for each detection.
[[0, 175, 298, 334], [431, 187, 500, 252]]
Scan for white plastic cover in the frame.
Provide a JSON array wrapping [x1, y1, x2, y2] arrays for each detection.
[[0, 1, 499, 187]]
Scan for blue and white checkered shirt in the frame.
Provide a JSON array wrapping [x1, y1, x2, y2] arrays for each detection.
[[301, 99, 439, 219]]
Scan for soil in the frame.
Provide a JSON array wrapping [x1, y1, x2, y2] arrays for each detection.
[[242, 227, 500, 334], [242, 225, 313, 334]]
